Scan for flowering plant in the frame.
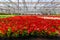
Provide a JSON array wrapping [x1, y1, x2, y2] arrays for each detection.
[[0, 15, 60, 37]]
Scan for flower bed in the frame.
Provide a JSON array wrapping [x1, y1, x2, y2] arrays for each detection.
[[0, 15, 60, 40]]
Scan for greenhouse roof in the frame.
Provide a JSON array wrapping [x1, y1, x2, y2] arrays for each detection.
[[0, 0, 60, 14]]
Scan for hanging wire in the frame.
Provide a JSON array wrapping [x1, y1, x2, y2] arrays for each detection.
[[34, 0, 40, 9], [50, 0, 60, 15], [1, 0, 10, 14], [22, 0, 28, 14], [0, 0, 60, 14]]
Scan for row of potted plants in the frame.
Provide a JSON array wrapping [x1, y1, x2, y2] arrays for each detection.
[[0, 15, 60, 37]]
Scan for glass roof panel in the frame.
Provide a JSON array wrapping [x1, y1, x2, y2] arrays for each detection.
[[0, 0, 60, 14]]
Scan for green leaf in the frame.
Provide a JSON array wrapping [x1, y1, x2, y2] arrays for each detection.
[[31, 32, 34, 35], [31, 31, 40, 36], [7, 27, 11, 37], [22, 30, 28, 37], [49, 32, 57, 36], [12, 33, 19, 37], [0, 33, 4, 37]]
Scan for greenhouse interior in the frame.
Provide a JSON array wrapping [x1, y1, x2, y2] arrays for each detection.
[[0, 0, 60, 40]]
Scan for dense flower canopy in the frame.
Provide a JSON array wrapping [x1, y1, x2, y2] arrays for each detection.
[[0, 15, 60, 37]]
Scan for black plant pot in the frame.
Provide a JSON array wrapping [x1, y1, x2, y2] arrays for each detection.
[[0, 35, 60, 40]]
